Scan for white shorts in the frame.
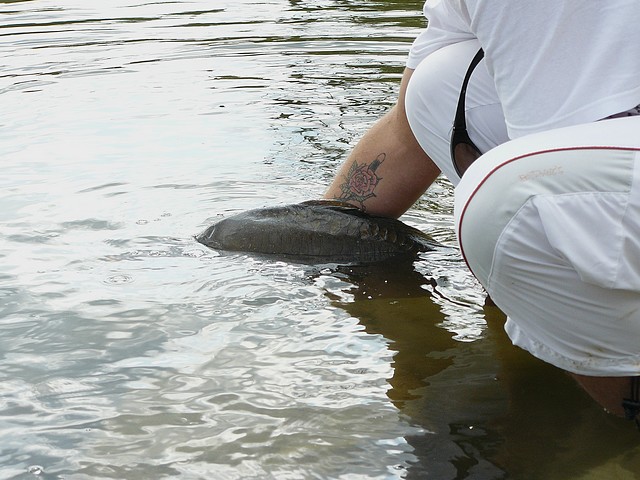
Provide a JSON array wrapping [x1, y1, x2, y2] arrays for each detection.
[[406, 39, 640, 376], [405, 40, 509, 186], [455, 117, 640, 376]]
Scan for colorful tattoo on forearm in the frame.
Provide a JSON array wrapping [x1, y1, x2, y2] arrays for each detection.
[[335, 153, 385, 211]]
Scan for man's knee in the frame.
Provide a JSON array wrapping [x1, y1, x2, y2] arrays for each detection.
[[405, 40, 507, 184]]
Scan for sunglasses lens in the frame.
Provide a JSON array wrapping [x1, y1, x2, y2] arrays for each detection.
[[453, 141, 482, 177]]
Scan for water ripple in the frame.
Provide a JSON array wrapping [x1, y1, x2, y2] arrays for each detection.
[[2, 0, 636, 478]]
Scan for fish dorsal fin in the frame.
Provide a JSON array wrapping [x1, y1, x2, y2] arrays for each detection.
[[299, 199, 369, 217]]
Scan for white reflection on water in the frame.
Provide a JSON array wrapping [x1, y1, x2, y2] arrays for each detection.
[[0, 1, 428, 478], [2, 0, 640, 479]]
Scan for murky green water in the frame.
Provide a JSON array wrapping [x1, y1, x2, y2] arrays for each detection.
[[1, 1, 639, 478]]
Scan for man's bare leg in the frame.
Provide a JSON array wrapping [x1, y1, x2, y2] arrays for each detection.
[[323, 68, 440, 219], [570, 373, 635, 418]]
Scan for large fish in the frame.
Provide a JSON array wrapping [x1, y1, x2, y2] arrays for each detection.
[[196, 200, 441, 264]]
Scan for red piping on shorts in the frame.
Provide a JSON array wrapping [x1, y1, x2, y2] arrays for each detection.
[[457, 145, 640, 277]]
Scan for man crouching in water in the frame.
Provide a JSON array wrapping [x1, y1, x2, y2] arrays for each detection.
[[323, 1, 640, 424]]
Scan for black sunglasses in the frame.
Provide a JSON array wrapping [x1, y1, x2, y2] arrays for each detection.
[[450, 48, 485, 178]]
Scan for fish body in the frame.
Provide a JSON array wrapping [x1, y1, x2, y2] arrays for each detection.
[[196, 200, 440, 264]]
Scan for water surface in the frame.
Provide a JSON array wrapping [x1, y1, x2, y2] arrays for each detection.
[[1, 0, 640, 479]]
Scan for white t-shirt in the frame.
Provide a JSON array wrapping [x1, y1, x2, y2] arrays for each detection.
[[407, 0, 640, 139]]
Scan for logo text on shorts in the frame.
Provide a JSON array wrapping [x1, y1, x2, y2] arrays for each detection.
[[519, 166, 564, 181]]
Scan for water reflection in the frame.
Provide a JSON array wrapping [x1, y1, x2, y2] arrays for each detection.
[[325, 260, 640, 478]]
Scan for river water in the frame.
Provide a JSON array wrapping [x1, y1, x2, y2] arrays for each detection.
[[1, 1, 639, 479]]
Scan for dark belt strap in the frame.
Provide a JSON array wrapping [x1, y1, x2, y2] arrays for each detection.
[[453, 48, 485, 137]]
